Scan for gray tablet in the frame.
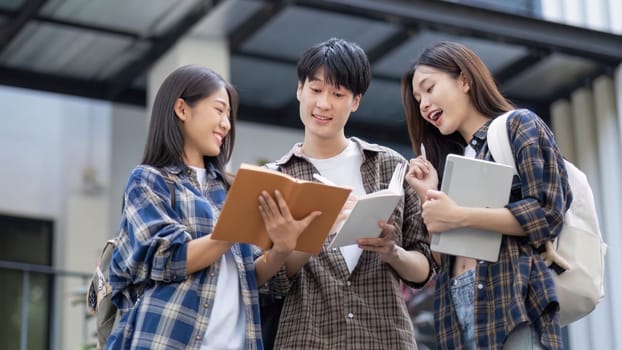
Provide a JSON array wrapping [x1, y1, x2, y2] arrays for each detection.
[[430, 154, 514, 262]]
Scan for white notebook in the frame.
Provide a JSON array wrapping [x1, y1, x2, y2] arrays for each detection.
[[315, 162, 407, 249], [431, 154, 514, 262]]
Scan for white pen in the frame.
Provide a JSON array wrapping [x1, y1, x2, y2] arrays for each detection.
[[420, 144, 427, 160]]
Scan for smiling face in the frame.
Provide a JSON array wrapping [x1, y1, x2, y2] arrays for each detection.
[[411, 65, 472, 136], [297, 67, 361, 143], [175, 86, 231, 167]]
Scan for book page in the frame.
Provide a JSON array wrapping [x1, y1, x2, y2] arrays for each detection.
[[387, 161, 407, 193], [327, 162, 406, 249], [328, 194, 402, 248]]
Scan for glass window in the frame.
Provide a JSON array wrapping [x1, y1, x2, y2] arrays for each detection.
[[0, 214, 53, 350]]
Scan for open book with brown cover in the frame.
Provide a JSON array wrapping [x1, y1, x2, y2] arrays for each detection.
[[211, 163, 352, 254]]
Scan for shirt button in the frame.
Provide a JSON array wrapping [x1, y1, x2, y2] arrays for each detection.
[[210, 272, 215, 277], [477, 283, 484, 290], [333, 248, 338, 251], [204, 303, 209, 308], [346, 281, 351, 286], [347, 313, 354, 319], [196, 335, 201, 340]]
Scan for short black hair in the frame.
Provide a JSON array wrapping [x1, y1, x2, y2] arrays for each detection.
[[297, 37, 371, 96]]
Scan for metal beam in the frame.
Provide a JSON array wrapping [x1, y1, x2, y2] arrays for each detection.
[[234, 49, 297, 66], [0, 65, 145, 106], [366, 29, 412, 64], [232, 49, 544, 116], [495, 49, 551, 85], [0, 8, 143, 40], [105, 0, 220, 101], [546, 65, 615, 104], [228, 0, 287, 50], [292, 0, 622, 65], [232, 50, 408, 122], [231, 50, 405, 86], [0, 0, 47, 54]]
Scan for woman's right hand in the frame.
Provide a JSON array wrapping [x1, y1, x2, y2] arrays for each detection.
[[405, 156, 438, 201], [258, 190, 322, 254]]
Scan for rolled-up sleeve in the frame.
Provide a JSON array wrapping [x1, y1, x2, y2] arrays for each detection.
[[401, 181, 436, 288], [110, 166, 190, 308], [504, 110, 570, 247]]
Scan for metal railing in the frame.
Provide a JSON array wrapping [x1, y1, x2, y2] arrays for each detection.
[[0, 260, 92, 350]]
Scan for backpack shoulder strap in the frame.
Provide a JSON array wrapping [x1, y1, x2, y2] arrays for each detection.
[[86, 238, 118, 314], [487, 111, 519, 176]]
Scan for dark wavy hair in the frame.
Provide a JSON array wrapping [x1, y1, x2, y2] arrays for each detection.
[[142, 65, 238, 184], [401, 41, 514, 181], [297, 37, 371, 96]]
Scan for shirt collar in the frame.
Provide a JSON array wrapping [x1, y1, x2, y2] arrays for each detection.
[[469, 119, 493, 154], [163, 162, 221, 179], [273, 137, 386, 166]]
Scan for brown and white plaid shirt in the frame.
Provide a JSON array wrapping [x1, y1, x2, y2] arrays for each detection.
[[261, 137, 433, 350]]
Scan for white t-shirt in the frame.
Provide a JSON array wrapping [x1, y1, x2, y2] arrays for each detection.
[[191, 166, 246, 350], [304, 140, 365, 273], [201, 250, 245, 350]]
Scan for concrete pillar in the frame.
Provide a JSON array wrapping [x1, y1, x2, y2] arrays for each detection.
[[601, 63, 622, 350], [550, 99, 576, 163], [585, 0, 609, 31], [563, 0, 586, 27], [617, 64, 622, 167], [608, 0, 622, 33], [540, 0, 564, 22], [569, 88, 602, 208], [588, 74, 619, 350], [564, 73, 622, 350]]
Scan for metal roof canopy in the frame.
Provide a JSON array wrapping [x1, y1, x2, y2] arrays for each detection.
[[0, 0, 620, 147]]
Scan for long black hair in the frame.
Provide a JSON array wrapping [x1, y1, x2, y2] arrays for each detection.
[[401, 41, 514, 181], [142, 65, 238, 183]]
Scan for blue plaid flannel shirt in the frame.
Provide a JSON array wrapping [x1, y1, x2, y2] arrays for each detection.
[[106, 164, 262, 350]]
